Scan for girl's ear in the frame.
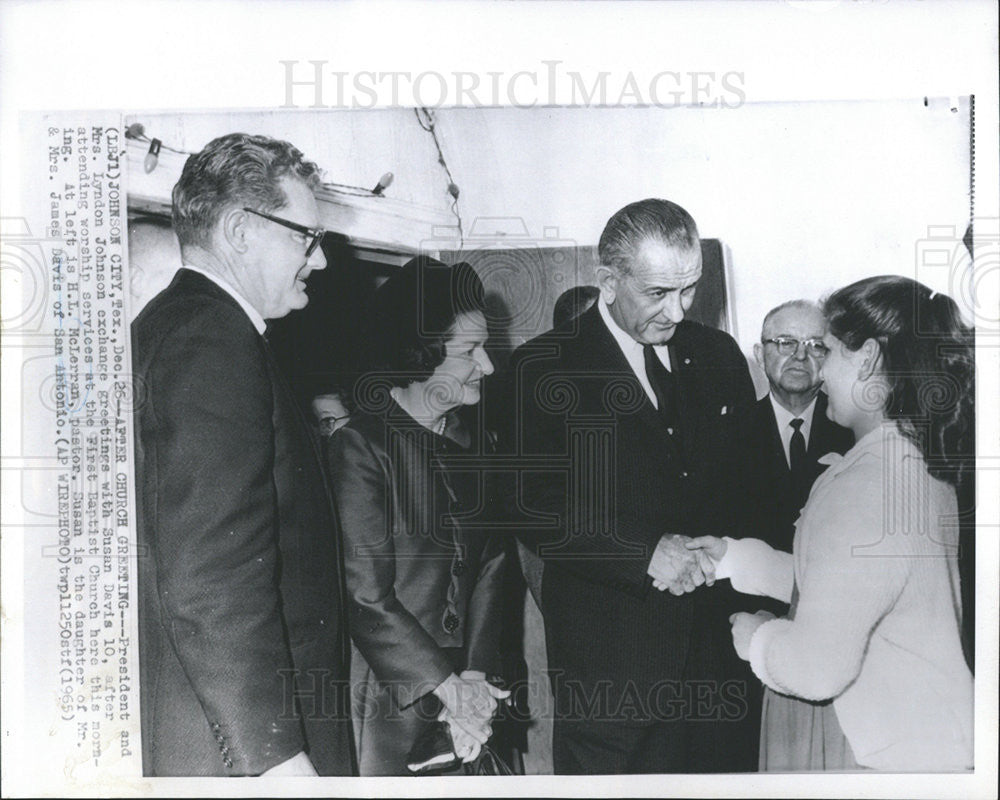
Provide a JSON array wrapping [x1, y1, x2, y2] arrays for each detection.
[[857, 337, 882, 381]]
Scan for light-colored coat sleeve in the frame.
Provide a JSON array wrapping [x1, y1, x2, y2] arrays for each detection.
[[714, 536, 795, 603], [746, 458, 911, 700]]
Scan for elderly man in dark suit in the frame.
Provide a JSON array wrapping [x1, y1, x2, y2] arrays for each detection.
[[503, 198, 759, 774], [132, 133, 354, 776], [721, 300, 856, 767], [749, 300, 854, 557]]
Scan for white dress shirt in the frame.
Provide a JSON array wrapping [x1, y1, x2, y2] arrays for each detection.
[[597, 300, 671, 410], [769, 393, 818, 468]]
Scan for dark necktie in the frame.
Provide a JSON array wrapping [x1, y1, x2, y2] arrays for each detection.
[[643, 344, 676, 425], [789, 417, 808, 504]]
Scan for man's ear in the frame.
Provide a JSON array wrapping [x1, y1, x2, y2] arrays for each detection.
[[753, 342, 764, 369], [858, 337, 882, 381], [594, 265, 618, 305], [222, 208, 250, 255]]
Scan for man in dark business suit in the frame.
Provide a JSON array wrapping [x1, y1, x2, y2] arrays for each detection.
[[749, 300, 855, 558], [503, 199, 759, 773], [132, 133, 354, 776]]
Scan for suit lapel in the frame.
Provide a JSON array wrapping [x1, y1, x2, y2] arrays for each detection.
[[669, 323, 726, 467], [807, 393, 833, 460], [580, 308, 683, 455], [261, 334, 330, 485], [762, 400, 790, 476], [666, 340, 697, 462]]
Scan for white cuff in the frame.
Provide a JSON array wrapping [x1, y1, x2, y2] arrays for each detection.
[[715, 537, 793, 602], [747, 617, 793, 693], [713, 536, 740, 580]]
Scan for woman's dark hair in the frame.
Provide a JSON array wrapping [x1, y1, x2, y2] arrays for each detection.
[[823, 275, 974, 487], [363, 256, 487, 388]]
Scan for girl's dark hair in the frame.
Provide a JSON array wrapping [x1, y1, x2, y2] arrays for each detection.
[[363, 256, 487, 388], [823, 275, 974, 487]]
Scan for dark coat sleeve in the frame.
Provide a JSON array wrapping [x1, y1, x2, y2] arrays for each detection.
[[327, 427, 454, 708], [144, 315, 303, 774], [463, 533, 506, 676]]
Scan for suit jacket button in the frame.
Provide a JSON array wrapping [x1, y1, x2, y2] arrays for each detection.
[[443, 612, 459, 633]]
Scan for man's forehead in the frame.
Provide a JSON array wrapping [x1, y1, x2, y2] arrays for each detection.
[[631, 238, 702, 285], [764, 305, 826, 337], [313, 394, 347, 414]]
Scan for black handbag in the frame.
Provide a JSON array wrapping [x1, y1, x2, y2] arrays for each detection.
[[406, 720, 518, 777], [464, 743, 516, 776], [405, 720, 462, 775]]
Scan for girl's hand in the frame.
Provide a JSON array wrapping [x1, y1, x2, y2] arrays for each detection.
[[728, 610, 776, 660]]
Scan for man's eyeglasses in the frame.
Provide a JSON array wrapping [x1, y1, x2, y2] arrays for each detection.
[[318, 414, 350, 437], [243, 207, 326, 257], [763, 337, 829, 358]]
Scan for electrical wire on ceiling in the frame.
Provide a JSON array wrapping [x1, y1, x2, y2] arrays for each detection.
[[125, 122, 394, 200], [414, 107, 463, 247], [320, 181, 384, 197], [124, 123, 192, 155], [124, 123, 193, 173]]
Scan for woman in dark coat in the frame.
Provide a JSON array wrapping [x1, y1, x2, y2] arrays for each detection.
[[327, 256, 508, 776]]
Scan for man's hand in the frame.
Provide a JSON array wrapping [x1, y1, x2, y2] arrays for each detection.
[[728, 610, 776, 660], [684, 535, 728, 586], [648, 534, 707, 594]]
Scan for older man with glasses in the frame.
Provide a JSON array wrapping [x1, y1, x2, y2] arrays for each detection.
[[749, 299, 855, 558], [132, 133, 354, 777], [707, 299, 857, 770]]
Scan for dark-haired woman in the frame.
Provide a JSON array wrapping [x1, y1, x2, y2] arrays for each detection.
[[327, 257, 508, 776], [689, 276, 974, 771]]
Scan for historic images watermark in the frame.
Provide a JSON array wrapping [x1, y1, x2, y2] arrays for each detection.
[[280, 61, 746, 109], [281, 670, 750, 725]]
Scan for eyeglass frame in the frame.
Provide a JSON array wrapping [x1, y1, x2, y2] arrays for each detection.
[[242, 207, 327, 257], [762, 336, 830, 358], [317, 413, 351, 437]]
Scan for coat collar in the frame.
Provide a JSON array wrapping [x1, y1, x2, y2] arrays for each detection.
[[176, 266, 266, 335], [380, 397, 469, 452], [815, 422, 915, 481]]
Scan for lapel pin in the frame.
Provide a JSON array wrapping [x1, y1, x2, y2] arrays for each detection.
[[720, 405, 728, 415]]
